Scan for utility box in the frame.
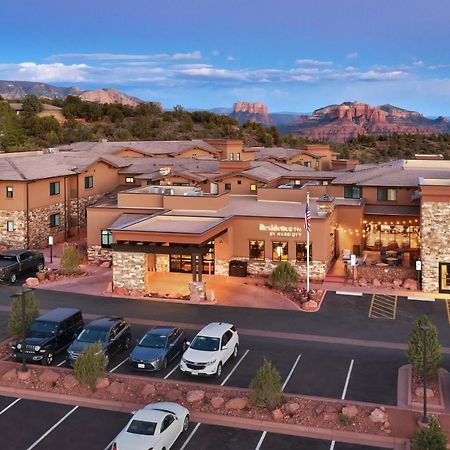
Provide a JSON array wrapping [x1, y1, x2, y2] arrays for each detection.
[[229, 260, 247, 277]]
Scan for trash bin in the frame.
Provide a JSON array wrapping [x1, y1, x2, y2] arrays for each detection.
[[229, 260, 247, 277]]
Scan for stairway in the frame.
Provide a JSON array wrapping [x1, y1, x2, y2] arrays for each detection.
[[323, 274, 346, 284]]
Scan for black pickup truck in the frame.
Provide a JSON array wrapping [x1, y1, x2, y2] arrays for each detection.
[[0, 250, 45, 284]]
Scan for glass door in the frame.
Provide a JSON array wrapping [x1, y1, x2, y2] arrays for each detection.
[[439, 262, 450, 293]]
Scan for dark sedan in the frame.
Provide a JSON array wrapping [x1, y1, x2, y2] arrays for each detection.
[[129, 327, 186, 371]]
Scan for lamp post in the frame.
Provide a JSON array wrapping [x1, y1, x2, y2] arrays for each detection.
[[11, 287, 32, 373], [48, 236, 54, 264], [420, 323, 430, 424]]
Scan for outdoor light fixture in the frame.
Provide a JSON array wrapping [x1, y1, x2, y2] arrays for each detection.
[[419, 323, 430, 424]]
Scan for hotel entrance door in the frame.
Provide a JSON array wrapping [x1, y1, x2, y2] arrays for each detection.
[[439, 262, 450, 293], [169, 242, 215, 274]]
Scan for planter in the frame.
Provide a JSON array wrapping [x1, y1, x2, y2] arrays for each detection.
[[308, 290, 319, 301], [47, 271, 56, 282], [36, 271, 46, 282]]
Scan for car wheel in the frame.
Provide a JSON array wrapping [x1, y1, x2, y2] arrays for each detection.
[[37, 262, 44, 271], [215, 362, 222, 378], [233, 345, 238, 359], [123, 336, 131, 350], [9, 272, 17, 284], [183, 414, 189, 432], [43, 352, 53, 366]]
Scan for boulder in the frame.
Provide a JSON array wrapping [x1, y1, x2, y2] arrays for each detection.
[[186, 390, 205, 403], [142, 383, 156, 398], [210, 396, 225, 409], [25, 277, 39, 287], [314, 403, 326, 416], [358, 278, 367, 287], [272, 408, 284, 421], [341, 405, 358, 418], [100, 261, 111, 268], [286, 402, 300, 414], [95, 377, 110, 390], [370, 408, 388, 423], [63, 374, 79, 390], [2, 368, 17, 381], [108, 381, 127, 395], [39, 369, 60, 384], [114, 287, 128, 296], [414, 387, 434, 399], [166, 388, 182, 402], [129, 289, 143, 297], [403, 278, 418, 290], [225, 397, 248, 410], [372, 278, 381, 287], [17, 370, 32, 381], [301, 300, 318, 311], [393, 278, 402, 288]]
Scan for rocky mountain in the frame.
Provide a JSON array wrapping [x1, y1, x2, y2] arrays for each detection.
[[0, 80, 79, 100], [77, 88, 142, 107], [231, 101, 272, 126]]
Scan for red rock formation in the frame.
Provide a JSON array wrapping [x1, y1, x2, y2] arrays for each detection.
[[78, 88, 142, 107], [231, 101, 272, 126]]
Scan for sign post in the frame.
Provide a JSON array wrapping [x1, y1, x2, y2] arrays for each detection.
[[416, 260, 422, 290], [350, 254, 357, 283], [48, 236, 54, 264]]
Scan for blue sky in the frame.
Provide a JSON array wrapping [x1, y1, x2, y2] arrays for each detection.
[[1, 0, 449, 115]]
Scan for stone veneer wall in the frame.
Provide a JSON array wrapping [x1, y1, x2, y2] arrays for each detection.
[[113, 251, 146, 290], [69, 194, 104, 228], [87, 245, 113, 262], [0, 210, 27, 249], [28, 202, 66, 248], [421, 201, 450, 292], [156, 254, 170, 272]]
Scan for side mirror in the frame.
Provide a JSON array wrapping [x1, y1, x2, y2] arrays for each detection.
[[185, 341, 191, 347], [169, 342, 175, 348], [222, 345, 228, 350]]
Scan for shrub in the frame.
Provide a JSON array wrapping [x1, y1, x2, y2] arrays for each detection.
[[60, 246, 82, 275], [249, 359, 284, 409], [74, 342, 107, 390], [412, 417, 447, 450], [270, 262, 299, 292], [8, 289, 40, 337], [407, 315, 442, 380], [339, 413, 353, 425]]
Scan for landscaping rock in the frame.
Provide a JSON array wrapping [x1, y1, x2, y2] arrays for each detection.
[[225, 397, 248, 410], [25, 277, 39, 287], [393, 278, 402, 288], [372, 278, 381, 287], [114, 287, 128, 296], [39, 369, 60, 384], [314, 403, 326, 416], [286, 402, 300, 415], [415, 387, 434, 398], [17, 370, 32, 381], [166, 389, 182, 402], [129, 289, 143, 297], [358, 278, 367, 287], [301, 300, 318, 311], [341, 405, 358, 418], [370, 408, 388, 423], [403, 278, 418, 290], [95, 377, 110, 390], [108, 381, 126, 395], [2, 368, 17, 381], [325, 405, 337, 413], [63, 374, 79, 390], [142, 383, 156, 398], [210, 396, 225, 409], [100, 261, 111, 268], [324, 413, 339, 422], [186, 390, 205, 403], [272, 408, 284, 421]]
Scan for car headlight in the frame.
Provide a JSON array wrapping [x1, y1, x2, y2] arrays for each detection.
[[181, 357, 187, 363], [205, 359, 216, 366], [34, 346, 41, 352], [16, 343, 22, 350]]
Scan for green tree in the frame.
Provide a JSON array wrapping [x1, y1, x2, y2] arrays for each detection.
[[74, 342, 107, 390], [249, 359, 284, 409], [270, 261, 299, 291], [8, 290, 40, 337], [60, 246, 82, 275], [22, 94, 43, 115], [412, 417, 447, 450], [407, 315, 442, 380]]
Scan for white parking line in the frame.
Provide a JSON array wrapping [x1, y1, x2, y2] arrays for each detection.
[[56, 360, 66, 367], [27, 405, 79, 450], [329, 441, 335, 450], [109, 357, 128, 373], [220, 349, 250, 386], [254, 354, 302, 449], [180, 422, 202, 450], [103, 438, 115, 450], [0, 397, 22, 415], [164, 363, 180, 380]]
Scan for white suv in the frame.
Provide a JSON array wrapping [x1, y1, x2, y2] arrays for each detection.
[[180, 322, 239, 377]]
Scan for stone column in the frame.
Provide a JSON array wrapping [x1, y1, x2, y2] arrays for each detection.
[[112, 251, 146, 291]]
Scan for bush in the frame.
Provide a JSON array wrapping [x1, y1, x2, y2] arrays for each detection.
[[412, 417, 447, 450], [74, 342, 107, 390], [270, 262, 299, 291], [60, 246, 82, 275], [407, 315, 442, 380], [8, 290, 40, 337], [339, 413, 353, 425], [249, 359, 284, 409]]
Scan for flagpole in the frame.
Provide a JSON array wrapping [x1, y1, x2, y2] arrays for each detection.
[[306, 191, 310, 291]]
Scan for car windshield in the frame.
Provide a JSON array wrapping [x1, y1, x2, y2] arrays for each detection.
[[190, 335, 220, 352], [0, 254, 15, 261], [139, 333, 167, 348], [127, 419, 157, 436], [77, 328, 108, 343], [29, 320, 58, 338]]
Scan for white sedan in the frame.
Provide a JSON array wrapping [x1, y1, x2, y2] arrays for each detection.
[[111, 402, 189, 450]]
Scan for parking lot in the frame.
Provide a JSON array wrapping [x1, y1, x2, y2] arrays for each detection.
[[0, 394, 387, 450]]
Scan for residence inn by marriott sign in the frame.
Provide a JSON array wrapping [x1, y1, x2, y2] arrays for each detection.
[[259, 223, 303, 238]]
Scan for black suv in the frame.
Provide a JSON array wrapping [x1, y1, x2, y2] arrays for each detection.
[[67, 317, 131, 366], [11, 308, 84, 366]]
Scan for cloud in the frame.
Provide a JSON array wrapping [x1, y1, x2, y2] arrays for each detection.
[[0, 62, 88, 82], [227, 56, 236, 61], [47, 51, 202, 62], [346, 52, 358, 60], [212, 50, 220, 56], [295, 59, 333, 66]]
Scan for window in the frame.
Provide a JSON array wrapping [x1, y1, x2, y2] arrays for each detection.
[[237, 180, 242, 185], [6, 221, 14, 232], [377, 187, 397, 201], [229, 153, 234, 160], [49, 213, 60, 228], [125, 177, 135, 184], [101, 230, 113, 248], [344, 186, 362, 199], [304, 161, 311, 168], [50, 181, 60, 196], [6, 186, 13, 198], [316, 160, 320, 169], [84, 176, 93, 189], [224, 183, 231, 191], [250, 184, 257, 192], [236, 153, 241, 161], [272, 241, 288, 261], [249, 240, 265, 260], [161, 415, 175, 432], [296, 242, 312, 262]]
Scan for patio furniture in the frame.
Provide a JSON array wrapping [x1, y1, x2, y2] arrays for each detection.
[[387, 257, 397, 266], [386, 250, 397, 257]]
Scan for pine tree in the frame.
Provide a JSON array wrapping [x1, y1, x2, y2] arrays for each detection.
[[412, 417, 447, 450], [249, 359, 284, 409], [407, 315, 442, 380], [271, 261, 299, 291], [74, 342, 107, 391], [8, 290, 40, 337], [60, 246, 82, 275]]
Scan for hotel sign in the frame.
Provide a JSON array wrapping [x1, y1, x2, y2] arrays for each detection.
[[259, 224, 302, 238]]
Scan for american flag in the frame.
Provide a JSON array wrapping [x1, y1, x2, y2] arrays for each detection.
[[304, 202, 311, 233]]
